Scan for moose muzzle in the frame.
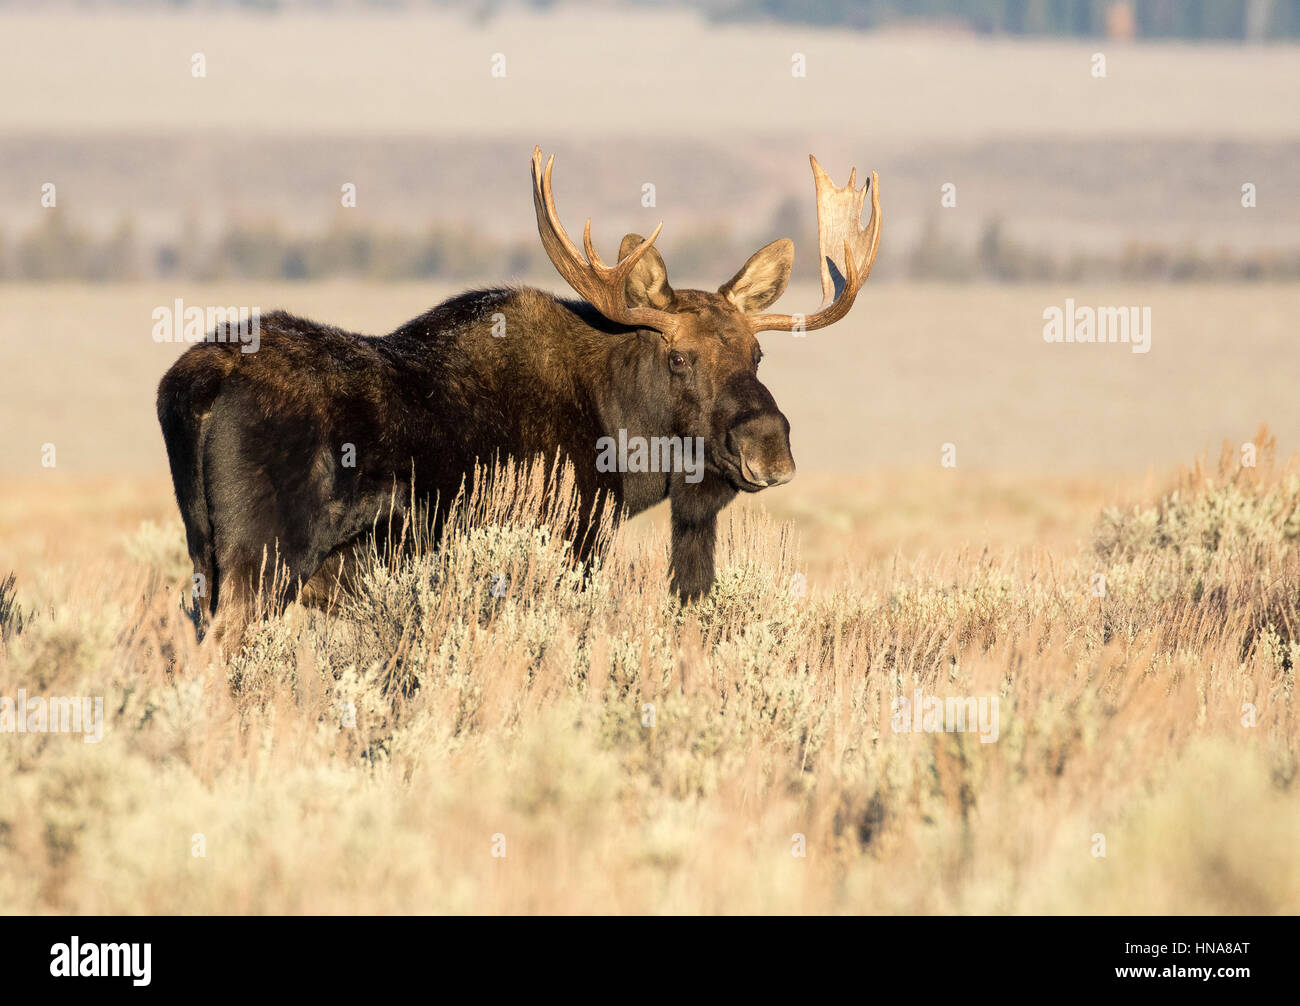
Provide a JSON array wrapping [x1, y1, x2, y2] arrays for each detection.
[[727, 412, 796, 490]]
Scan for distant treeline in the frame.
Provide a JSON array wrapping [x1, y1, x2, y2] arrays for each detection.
[[5, 209, 1300, 284], [712, 0, 1300, 39], [71, 1, 1300, 41], [906, 217, 1300, 282]]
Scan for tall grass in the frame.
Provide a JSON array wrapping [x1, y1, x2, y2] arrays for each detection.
[[0, 447, 1295, 914]]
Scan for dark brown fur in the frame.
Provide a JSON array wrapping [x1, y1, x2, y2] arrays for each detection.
[[157, 236, 797, 639]]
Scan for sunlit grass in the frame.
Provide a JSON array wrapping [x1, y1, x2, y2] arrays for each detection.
[[0, 441, 1296, 914]]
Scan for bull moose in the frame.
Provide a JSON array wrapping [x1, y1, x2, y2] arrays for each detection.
[[157, 147, 881, 641]]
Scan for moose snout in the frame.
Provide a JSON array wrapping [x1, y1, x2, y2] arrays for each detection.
[[727, 414, 796, 489]]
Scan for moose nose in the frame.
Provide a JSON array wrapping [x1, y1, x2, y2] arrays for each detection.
[[728, 414, 796, 489]]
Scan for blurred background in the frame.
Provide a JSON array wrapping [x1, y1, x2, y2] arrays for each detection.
[[1, 0, 1298, 484]]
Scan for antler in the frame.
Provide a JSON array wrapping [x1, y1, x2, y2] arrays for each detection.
[[531, 146, 677, 333], [747, 155, 882, 334]]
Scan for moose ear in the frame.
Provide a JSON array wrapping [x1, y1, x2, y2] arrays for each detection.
[[618, 233, 674, 310], [719, 238, 794, 313]]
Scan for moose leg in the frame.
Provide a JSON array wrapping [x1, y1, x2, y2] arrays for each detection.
[[206, 553, 256, 658], [205, 532, 305, 657], [668, 473, 737, 602], [298, 534, 379, 611], [298, 549, 350, 611]]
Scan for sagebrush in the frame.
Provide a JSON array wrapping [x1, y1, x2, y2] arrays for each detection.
[[0, 448, 1295, 914]]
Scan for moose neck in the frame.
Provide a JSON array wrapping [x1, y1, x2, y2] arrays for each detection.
[[578, 324, 677, 515]]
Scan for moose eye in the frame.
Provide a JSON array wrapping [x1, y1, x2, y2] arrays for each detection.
[[669, 351, 688, 371]]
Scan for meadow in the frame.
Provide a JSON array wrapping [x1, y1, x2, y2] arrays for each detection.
[[2, 278, 1298, 912], [1, 428, 1296, 912]]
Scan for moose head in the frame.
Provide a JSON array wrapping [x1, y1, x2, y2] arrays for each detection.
[[530, 146, 882, 497]]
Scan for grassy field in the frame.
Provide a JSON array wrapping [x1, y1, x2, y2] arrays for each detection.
[[1, 435, 1297, 913], [1, 276, 1298, 913]]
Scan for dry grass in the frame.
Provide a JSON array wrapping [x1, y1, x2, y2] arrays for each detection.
[[0, 439, 1296, 915]]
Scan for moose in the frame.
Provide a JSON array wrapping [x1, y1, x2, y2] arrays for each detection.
[[157, 147, 881, 640]]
